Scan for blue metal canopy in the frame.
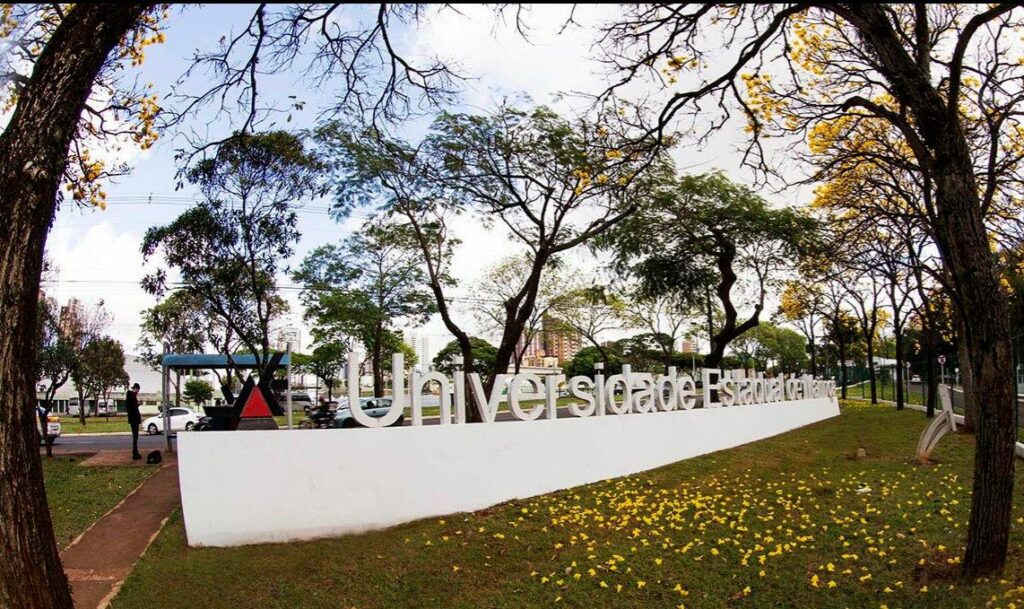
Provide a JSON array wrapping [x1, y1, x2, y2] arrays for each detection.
[[160, 353, 290, 370]]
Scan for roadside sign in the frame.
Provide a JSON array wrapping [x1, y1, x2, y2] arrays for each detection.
[[938, 355, 946, 365]]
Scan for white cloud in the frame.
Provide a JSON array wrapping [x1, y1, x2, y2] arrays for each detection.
[[414, 4, 618, 111], [43, 220, 157, 354]]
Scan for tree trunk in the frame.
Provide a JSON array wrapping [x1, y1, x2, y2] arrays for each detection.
[[371, 324, 384, 397], [704, 246, 762, 369], [425, 279, 481, 422], [839, 339, 848, 400], [809, 324, 817, 378], [953, 312, 977, 432], [940, 177, 1016, 578], [846, 4, 1017, 575], [866, 340, 878, 404], [704, 284, 714, 352], [893, 324, 904, 410], [77, 387, 86, 426], [488, 252, 549, 393], [0, 6, 150, 609], [924, 320, 938, 418]]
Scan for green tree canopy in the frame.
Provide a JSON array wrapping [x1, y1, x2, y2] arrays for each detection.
[[731, 323, 809, 374], [601, 171, 817, 368], [78, 336, 128, 415], [35, 298, 76, 411], [562, 345, 624, 378], [433, 337, 498, 383], [294, 220, 435, 396], [315, 104, 672, 420], [183, 379, 214, 405], [142, 131, 319, 379]]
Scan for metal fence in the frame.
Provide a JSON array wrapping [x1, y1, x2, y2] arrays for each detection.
[[828, 359, 1024, 428]]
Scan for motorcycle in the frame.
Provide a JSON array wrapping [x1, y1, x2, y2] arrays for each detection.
[[298, 403, 337, 429]]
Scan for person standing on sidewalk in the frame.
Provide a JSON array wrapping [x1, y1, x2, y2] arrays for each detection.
[[127, 383, 142, 460]]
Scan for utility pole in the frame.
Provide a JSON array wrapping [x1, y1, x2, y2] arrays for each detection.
[[162, 342, 172, 453], [286, 342, 293, 430]]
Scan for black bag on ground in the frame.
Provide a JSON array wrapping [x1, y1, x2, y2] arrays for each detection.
[[146, 450, 162, 465]]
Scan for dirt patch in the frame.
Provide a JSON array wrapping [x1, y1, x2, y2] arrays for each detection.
[[80, 450, 176, 468]]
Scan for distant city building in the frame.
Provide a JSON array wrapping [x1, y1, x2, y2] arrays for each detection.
[[679, 338, 696, 353], [516, 331, 546, 368], [275, 327, 302, 353], [58, 297, 84, 337], [515, 315, 583, 367], [543, 315, 582, 363], [403, 330, 430, 371]]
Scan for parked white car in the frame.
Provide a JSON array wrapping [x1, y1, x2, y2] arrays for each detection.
[[95, 400, 118, 416], [143, 407, 202, 435]]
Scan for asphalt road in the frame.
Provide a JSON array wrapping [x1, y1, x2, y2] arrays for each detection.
[[47, 433, 174, 454]]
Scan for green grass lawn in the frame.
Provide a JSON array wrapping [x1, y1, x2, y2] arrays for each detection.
[[44, 456, 154, 548], [111, 401, 1024, 609], [59, 416, 133, 434]]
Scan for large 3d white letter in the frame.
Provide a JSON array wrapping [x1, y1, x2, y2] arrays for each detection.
[[509, 373, 545, 421], [568, 376, 596, 417], [345, 351, 404, 428], [655, 367, 679, 412], [468, 374, 508, 423], [702, 368, 722, 408], [411, 370, 451, 425]]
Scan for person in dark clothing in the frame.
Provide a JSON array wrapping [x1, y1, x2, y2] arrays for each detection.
[[126, 383, 142, 460]]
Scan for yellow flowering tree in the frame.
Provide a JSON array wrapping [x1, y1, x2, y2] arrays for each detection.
[[0, 4, 167, 209], [779, 280, 825, 377], [597, 3, 1024, 577]]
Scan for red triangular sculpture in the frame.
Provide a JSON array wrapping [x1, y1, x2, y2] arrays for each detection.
[[240, 387, 272, 418]]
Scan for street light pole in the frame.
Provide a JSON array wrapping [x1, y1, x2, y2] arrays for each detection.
[[286, 342, 293, 430], [162, 342, 172, 453], [905, 361, 911, 403]]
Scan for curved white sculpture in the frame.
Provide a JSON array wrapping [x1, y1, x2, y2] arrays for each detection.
[[916, 384, 957, 462]]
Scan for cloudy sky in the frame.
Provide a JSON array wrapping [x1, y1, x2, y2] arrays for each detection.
[[41, 4, 796, 363]]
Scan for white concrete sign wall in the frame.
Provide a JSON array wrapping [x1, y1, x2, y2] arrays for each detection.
[[178, 395, 840, 547]]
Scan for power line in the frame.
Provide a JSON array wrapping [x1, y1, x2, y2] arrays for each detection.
[[40, 277, 629, 311], [73, 195, 376, 220]]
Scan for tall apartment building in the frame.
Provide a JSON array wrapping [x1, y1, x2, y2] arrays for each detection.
[[514, 315, 583, 367], [275, 326, 302, 353], [58, 297, 84, 337], [403, 329, 430, 371], [515, 331, 545, 367], [542, 315, 582, 363]]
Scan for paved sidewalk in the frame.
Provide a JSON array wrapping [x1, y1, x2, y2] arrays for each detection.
[[61, 460, 180, 609]]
